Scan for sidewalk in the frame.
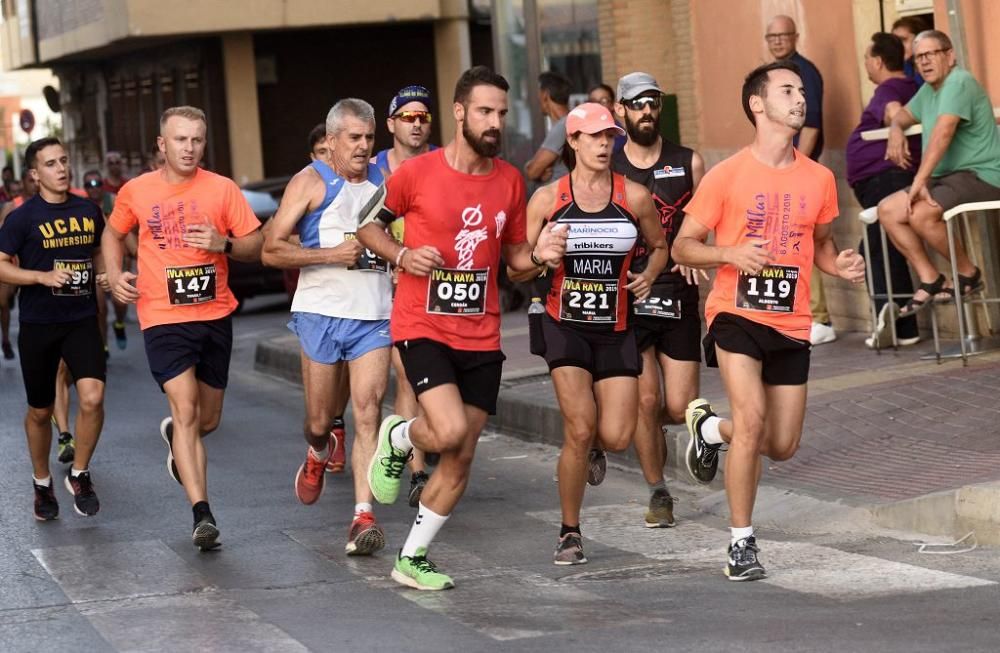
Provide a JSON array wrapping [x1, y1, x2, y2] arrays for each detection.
[[254, 311, 1000, 541]]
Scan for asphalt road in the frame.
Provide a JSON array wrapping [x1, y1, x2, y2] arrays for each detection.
[[1, 295, 998, 652]]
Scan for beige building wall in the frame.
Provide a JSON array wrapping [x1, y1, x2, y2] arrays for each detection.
[[221, 34, 264, 185]]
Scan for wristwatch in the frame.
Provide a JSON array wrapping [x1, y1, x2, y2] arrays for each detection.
[[223, 238, 233, 254]]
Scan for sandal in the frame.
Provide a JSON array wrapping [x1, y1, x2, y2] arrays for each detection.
[[899, 274, 953, 317], [957, 267, 984, 297]]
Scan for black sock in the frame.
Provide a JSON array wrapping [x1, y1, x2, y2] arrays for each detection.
[[560, 523, 581, 538], [332, 416, 345, 429], [192, 501, 213, 525]]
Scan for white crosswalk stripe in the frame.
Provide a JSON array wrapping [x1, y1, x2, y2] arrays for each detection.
[[526, 504, 996, 600]]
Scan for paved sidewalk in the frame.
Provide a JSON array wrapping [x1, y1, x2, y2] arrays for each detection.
[[255, 311, 1000, 525]]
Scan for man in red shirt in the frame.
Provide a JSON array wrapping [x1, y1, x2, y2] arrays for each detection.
[[358, 66, 567, 590]]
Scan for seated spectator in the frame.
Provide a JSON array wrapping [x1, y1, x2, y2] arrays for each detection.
[[846, 33, 922, 347], [878, 30, 1000, 317], [525, 71, 571, 183], [892, 15, 929, 87]]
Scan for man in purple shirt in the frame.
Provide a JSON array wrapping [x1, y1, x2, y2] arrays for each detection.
[[846, 32, 921, 347]]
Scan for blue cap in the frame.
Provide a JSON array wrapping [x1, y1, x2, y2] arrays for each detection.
[[388, 85, 433, 117]]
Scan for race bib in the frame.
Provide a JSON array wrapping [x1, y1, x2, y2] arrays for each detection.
[[426, 267, 488, 315], [166, 264, 217, 305], [344, 232, 389, 272], [736, 264, 798, 313], [634, 284, 680, 319], [52, 258, 94, 297], [560, 277, 619, 323]]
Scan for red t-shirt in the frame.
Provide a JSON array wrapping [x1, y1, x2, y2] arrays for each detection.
[[108, 168, 260, 329], [684, 147, 838, 341], [384, 149, 527, 351]]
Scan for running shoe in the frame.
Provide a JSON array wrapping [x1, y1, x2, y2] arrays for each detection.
[[63, 470, 100, 516], [2, 340, 13, 360], [644, 488, 675, 528], [726, 536, 766, 581], [326, 421, 346, 473], [294, 446, 330, 505], [57, 432, 76, 464], [684, 398, 723, 485], [112, 321, 127, 350], [586, 447, 607, 486], [345, 511, 385, 556], [408, 471, 429, 508], [159, 417, 181, 485], [33, 482, 59, 521], [553, 532, 587, 565], [192, 516, 221, 551], [391, 547, 454, 590], [367, 415, 410, 504]]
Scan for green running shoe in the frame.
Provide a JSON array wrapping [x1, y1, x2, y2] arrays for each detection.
[[367, 415, 410, 504], [391, 548, 454, 591]]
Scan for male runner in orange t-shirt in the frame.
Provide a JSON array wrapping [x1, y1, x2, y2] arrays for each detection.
[[673, 61, 865, 581], [102, 106, 262, 551]]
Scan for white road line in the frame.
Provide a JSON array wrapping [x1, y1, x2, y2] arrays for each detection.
[[526, 504, 995, 600]]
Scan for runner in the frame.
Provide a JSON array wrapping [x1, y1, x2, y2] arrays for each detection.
[[0, 137, 107, 520], [358, 65, 567, 590], [262, 99, 393, 556], [0, 172, 38, 361], [524, 102, 667, 564], [672, 62, 865, 580], [103, 106, 263, 550], [611, 72, 706, 528], [372, 84, 439, 505], [84, 168, 132, 351]]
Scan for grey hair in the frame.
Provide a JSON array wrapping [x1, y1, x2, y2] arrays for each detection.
[[325, 98, 375, 135], [913, 29, 953, 52]]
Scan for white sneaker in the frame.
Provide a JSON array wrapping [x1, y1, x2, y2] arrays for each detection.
[[865, 334, 920, 349], [810, 322, 837, 345]]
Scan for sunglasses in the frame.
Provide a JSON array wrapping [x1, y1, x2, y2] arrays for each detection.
[[623, 95, 662, 111], [84, 179, 102, 189], [392, 111, 432, 125]]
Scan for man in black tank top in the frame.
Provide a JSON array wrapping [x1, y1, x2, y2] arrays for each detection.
[[611, 72, 706, 529]]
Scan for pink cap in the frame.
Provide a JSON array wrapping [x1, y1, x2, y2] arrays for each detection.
[[565, 102, 626, 137]]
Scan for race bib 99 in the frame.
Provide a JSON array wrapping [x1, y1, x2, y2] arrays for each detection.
[[560, 277, 619, 323], [736, 264, 798, 313], [166, 264, 217, 305], [344, 232, 389, 272], [633, 284, 680, 319], [426, 267, 488, 315], [52, 258, 94, 297]]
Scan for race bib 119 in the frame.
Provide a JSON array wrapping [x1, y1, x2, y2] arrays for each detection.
[[736, 264, 798, 313]]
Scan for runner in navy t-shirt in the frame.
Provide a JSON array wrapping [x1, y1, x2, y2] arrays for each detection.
[[0, 137, 107, 521]]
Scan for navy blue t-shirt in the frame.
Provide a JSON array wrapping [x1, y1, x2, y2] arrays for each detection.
[[0, 193, 104, 324], [790, 51, 824, 161]]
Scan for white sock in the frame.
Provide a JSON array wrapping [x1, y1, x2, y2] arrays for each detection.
[[310, 444, 328, 459], [701, 416, 724, 445], [354, 502, 373, 516], [390, 418, 415, 453], [731, 526, 754, 545], [400, 502, 449, 558], [70, 468, 88, 477], [33, 475, 51, 487]]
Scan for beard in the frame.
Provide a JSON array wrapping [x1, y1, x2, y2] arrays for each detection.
[[463, 121, 502, 158], [624, 111, 659, 147]]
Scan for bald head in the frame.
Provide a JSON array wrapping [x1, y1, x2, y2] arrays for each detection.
[[765, 15, 798, 60]]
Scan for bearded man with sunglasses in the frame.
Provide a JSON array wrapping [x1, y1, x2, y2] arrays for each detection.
[[611, 72, 706, 530]]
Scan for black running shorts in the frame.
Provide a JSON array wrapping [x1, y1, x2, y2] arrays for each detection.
[[143, 317, 233, 390], [541, 314, 641, 381], [18, 317, 106, 408], [703, 312, 810, 386], [633, 312, 702, 362], [396, 338, 505, 415]]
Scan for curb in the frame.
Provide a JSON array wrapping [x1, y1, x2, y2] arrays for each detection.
[[870, 481, 1000, 545]]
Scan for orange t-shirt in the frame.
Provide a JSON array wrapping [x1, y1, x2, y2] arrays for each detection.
[[684, 147, 838, 341], [108, 168, 260, 329]]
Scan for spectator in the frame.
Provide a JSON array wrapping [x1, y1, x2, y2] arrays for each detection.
[[102, 151, 129, 193], [892, 15, 929, 87], [764, 14, 832, 344], [878, 30, 1000, 317], [846, 33, 922, 347], [525, 71, 571, 183], [0, 165, 13, 203]]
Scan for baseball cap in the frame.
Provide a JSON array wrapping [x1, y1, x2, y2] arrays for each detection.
[[388, 85, 433, 117], [616, 72, 663, 101], [565, 102, 626, 136]]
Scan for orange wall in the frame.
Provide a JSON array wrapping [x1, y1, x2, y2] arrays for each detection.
[[691, 0, 862, 152], [936, 0, 1000, 103]]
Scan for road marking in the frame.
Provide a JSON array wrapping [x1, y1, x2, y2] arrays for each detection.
[[526, 504, 995, 600]]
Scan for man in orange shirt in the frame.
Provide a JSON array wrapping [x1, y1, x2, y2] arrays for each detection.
[[673, 61, 865, 581], [102, 106, 262, 551]]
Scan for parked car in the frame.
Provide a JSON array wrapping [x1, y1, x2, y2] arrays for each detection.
[[229, 185, 287, 309]]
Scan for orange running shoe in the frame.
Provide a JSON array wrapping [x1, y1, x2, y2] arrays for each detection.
[[345, 511, 385, 555], [326, 421, 346, 473], [294, 446, 330, 505]]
